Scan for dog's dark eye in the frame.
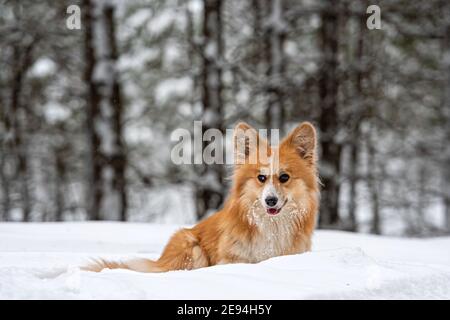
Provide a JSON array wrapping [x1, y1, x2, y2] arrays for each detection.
[[279, 173, 290, 183], [257, 175, 267, 183]]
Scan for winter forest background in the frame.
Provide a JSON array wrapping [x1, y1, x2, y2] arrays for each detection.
[[0, 0, 449, 237]]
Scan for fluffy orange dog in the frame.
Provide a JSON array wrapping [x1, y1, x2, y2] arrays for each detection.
[[84, 121, 319, 272]]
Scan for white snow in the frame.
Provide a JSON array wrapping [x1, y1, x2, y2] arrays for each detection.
[[127, 9, 152, 29], [155, 77, 193, 105], [43, 102, 71, 124], [29, 57, 57, 78], [147, 9, 174, 35], [0, 222, 449, 299]]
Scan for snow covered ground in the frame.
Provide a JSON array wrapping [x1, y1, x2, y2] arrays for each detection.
[[0, 222, 449, 299]]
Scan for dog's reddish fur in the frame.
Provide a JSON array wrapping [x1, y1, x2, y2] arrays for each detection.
[[84, 122, 319, 273]]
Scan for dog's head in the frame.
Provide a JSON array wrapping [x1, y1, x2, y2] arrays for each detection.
[[232, 122, 319, 220]]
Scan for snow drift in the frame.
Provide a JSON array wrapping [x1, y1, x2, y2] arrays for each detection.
[[0, 222, 449, 299]]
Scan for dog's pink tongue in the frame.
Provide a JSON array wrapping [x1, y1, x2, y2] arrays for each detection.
[[267, 208, 279, 215]]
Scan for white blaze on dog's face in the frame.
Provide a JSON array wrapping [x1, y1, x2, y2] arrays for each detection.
[[257, 149, 286, 215], [233, 122, 318, 217]]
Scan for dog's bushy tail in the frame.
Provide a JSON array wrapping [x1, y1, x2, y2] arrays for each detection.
[[82, 228, 207, 273], [81, 258, 166, 273]]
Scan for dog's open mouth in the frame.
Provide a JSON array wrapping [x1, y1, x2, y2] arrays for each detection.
[[266, 200, 287, 216], [267, 208, 280, 215]]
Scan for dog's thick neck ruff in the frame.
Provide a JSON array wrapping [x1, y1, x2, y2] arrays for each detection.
[[227, 196, 312, 263]]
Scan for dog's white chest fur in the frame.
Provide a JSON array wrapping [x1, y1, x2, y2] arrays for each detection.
[[233, 201, 305, 263]]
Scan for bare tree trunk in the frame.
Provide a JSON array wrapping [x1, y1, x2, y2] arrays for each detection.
[[0, 86, 9, 221], [0, 150, 10, 221], [416, 165, 427, 233], [83, 0, 101, 220], [18, 150, 31, 222], [11, 44, 33, 222], [83, 0, 127, 221], [347, 142, 358, 231], [103, 5, 127, 221], [54, 145, 67, 222], [445, 200, 450, 233], [252, 0, 265, 68], [444, 21, 450, 232], [195, 0, 225, 220], [346, 10, 366, 232], [0, 3, 35, 221], [250, 0, 286, 132], [446, 180, 450, 233], [264, 0, 286, 133], [318, 0, 341, 228], [367, 128, 380, 235]]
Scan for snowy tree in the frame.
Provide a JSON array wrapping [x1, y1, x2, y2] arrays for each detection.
[[316, 0, 341, 228], [195, 0, 226, 220]]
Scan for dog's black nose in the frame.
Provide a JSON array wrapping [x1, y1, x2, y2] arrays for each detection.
[[265, 196, 278, 207]]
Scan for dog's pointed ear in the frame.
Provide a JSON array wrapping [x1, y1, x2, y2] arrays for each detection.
[[233, 122, 267, 165], [282, 122, 317, 165]]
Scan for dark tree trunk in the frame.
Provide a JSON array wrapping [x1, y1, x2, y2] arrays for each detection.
[[83, 0, 102, 220], [0, 85, 10, 221], [54, 144, 67, 222], [264, 0, 286, 133], [445, 196, 450, 233], [416, 165, 427, 233], [83, 0, 127, 221], [367, 129, 381, 235], [252, 0, 265, 67], [0, 150, 10, 221], [346, 10, 366, 232], [103, 5, 127, 222], [318, 0, 341, 228], [195, 0, 225, 220], [444, 18, 450, 232], [347, 143, 358, 231], [11, 44, 33, 222]]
